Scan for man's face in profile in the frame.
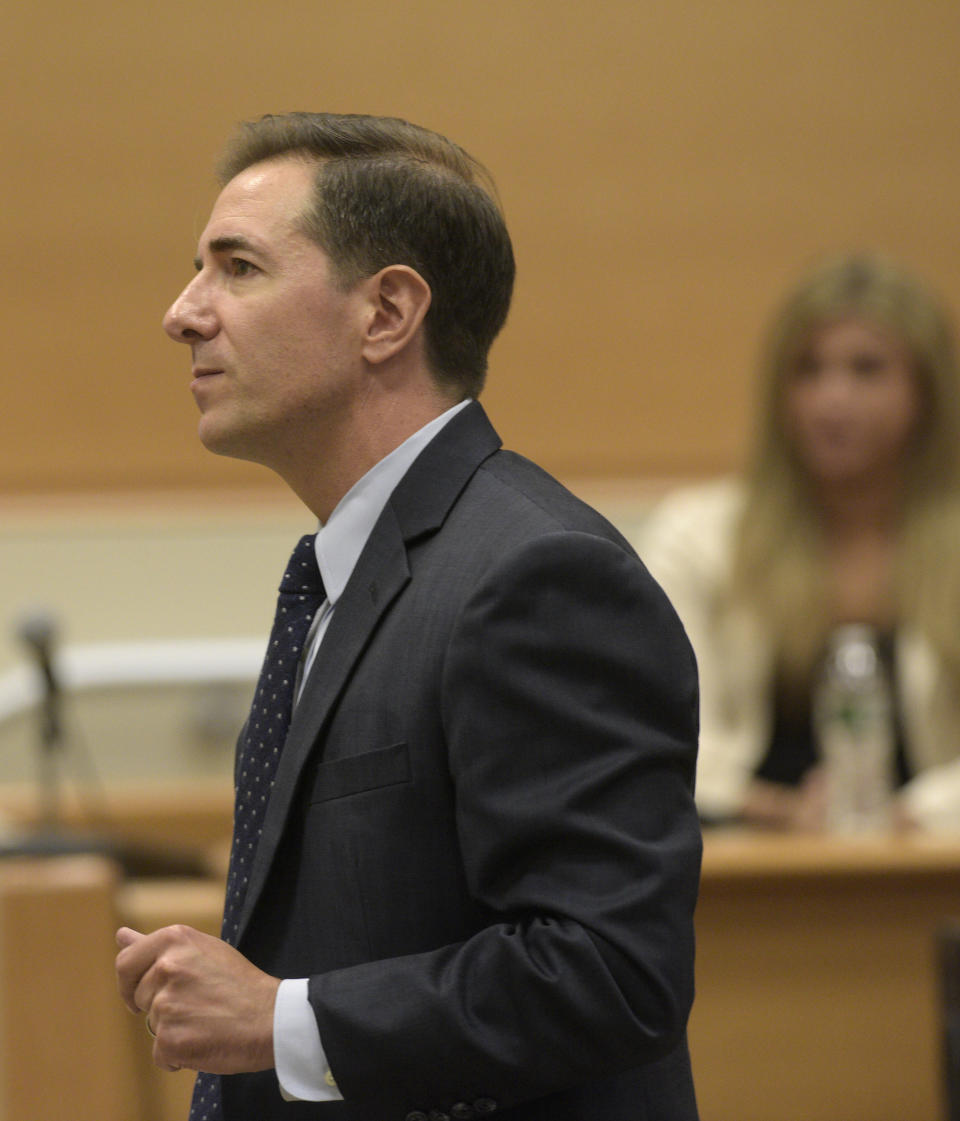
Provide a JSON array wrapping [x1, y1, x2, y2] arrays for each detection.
[[162, 157, 369, 471]]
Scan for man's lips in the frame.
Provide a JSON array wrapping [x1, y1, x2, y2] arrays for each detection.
[[190, 368, 223, 389], [190, 369, 224, 403]]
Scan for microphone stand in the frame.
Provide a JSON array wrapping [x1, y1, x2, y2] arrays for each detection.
[[35, 645, 63, 832], [4, 612, 208, 878]]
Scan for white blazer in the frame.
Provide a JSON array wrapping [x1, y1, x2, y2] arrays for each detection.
[[637, 478, 960, 831]]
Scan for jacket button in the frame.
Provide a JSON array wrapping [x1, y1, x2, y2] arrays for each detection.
[[474, 1101, 498, 1115], [451, 1105, 475, 1120]]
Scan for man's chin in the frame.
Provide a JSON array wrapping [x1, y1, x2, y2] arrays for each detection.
[[197, 418, 259, 463]]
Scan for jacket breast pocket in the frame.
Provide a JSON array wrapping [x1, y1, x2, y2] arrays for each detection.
[[309, 741, 411, 804]]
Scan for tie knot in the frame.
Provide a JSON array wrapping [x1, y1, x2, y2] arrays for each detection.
[[279, 533, 324, 598]]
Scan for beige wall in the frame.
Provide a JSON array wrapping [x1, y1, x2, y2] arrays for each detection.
[[3, 0, 959, 764], [0, 484, 654, 784], [4, 0, 960, 494], [0, 482, 653, 672]]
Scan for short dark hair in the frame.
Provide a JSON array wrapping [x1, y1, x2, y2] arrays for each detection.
[[217, 112, 516, 398]]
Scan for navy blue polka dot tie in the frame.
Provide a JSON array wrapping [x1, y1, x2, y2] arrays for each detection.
[[189, 533, 325, 1121]]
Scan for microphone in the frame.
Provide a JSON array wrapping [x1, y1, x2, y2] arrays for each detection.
[[5, 610, 208, 875], [15, 608, 62, 748]]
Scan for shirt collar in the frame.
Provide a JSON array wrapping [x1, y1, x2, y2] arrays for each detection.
[[314, 399, 471, 604]]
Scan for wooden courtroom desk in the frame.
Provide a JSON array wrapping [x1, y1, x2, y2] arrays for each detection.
[[114, 830, 960, 1121], [0, 779, 235, 858], [691, 831, 960, 1121], [3, 778, 958, 1121], [0, 782, 233, 1121], [0, 856, 142, 1121]]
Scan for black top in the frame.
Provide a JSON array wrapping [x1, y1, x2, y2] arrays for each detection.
[[754, 630, 911, 788]]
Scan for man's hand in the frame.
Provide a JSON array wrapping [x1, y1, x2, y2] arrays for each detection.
[[115, 925, 280, 1074]]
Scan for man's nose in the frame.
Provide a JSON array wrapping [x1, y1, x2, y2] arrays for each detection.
[[162, 277, 217, 343]]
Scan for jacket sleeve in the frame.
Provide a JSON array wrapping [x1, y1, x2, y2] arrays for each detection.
[[637, 480, 771, 820], [308, 530, 701, 1114]]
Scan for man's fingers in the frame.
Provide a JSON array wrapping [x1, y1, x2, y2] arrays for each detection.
[[115, 926, 153, 1013], [151, 1034, 183, 1074], [115, 923, 278, 1075], [116, 925, 205, 1020]]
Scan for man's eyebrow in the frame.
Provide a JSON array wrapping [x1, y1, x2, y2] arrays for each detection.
[[193, 235, 258, 272]]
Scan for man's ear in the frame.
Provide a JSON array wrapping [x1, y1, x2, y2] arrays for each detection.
[[360, 266, 432, 365]]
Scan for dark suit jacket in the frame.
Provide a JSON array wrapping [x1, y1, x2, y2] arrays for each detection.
[[222, 402, 701, 1121]]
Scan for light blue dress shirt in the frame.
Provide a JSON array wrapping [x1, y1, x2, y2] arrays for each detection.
[[273, 399, 471, 1101]]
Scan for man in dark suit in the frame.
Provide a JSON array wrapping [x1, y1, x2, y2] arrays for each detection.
[[116, 112, 701, 1121]]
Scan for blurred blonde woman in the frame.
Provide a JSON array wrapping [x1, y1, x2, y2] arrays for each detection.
[[639, 252, 960, 830]]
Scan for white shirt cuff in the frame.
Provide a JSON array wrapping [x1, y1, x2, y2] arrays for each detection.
[[274, 977, 342, 1102]]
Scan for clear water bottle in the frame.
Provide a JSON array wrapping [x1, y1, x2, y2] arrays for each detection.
[[813, 624, 895, 832]]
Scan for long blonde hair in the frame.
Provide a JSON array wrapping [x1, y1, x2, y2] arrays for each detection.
[[732, 252, 960, 684]]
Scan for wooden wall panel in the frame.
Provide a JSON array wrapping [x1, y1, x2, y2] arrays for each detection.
[[3, 1, 960, 493]]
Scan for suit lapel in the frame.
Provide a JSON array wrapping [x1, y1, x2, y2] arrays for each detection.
[[237, 402, 502, 939]]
